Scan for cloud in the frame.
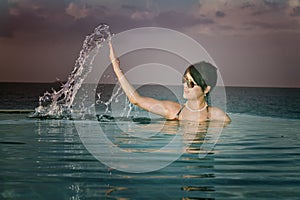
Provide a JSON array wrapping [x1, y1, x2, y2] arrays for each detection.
[[2, 0, 300, 40], [289, 0, 300, 7], [121, 4, 156, 20], [66, 2, 90, 19], [291, 6, 300, 16], [121, 4, 137, 11], [240, 1, 256, 9], [245, 19, 300, 30], [131, 10, 155, 20], [215, 10, 225, 17], [189, 0, 300, 36], [262, 0, 287, 7], [0, 0, 13, 37], [0, 0, 72, 38], [155, 10, 214, 29]]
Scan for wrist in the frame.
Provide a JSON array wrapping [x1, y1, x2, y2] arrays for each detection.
[[111, 58, 120, 65]]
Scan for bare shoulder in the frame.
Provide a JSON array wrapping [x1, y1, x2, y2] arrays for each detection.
[[208, 106, 231, 122]]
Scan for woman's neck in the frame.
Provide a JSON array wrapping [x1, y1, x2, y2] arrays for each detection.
[[186, 98, 207, 110]]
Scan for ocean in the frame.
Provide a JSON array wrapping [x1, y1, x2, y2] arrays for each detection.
[[1, 82, 300, 199]]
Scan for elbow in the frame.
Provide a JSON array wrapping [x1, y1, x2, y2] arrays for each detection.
[[129, 97, 138, 106], [128, 92, 140, 106]]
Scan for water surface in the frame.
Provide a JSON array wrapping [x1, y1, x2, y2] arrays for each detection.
[[1, 112, 300, 199]]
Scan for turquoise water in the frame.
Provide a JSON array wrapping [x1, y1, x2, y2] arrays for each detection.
[[1, 111, 300, 199]]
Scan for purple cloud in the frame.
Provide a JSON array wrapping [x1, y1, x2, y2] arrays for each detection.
[[291, 6, 300, 17]]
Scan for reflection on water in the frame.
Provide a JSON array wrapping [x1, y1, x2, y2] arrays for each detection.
[[1, 113, 300, 199]]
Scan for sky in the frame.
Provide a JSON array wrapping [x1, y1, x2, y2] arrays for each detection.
[[1, 0, 300, 87]]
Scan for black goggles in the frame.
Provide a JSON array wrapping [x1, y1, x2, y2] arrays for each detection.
[[182, 76, 197, 88]]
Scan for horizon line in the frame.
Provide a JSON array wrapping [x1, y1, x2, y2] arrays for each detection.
[[0, 81, 299, 89]]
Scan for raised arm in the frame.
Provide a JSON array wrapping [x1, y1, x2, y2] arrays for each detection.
[[108, 41, 180, 119]]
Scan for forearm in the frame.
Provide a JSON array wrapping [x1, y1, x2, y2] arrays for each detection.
[[111, 59, 140, 104]]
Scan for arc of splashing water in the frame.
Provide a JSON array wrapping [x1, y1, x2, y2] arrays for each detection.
[[31, 24, 112, 119]]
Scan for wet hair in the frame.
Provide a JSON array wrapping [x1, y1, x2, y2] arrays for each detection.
[[183, 61, 218, 92]]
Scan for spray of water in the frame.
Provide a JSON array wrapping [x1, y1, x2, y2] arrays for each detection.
[[30, 24, 111, 119]]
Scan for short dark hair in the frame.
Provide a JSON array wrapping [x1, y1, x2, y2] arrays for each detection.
[[184, 61, 218, 92]]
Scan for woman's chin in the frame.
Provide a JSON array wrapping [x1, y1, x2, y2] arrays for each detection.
[[183, 93, 192, 100], [183, 93, 188, 99], [183, 93, 199, 100]]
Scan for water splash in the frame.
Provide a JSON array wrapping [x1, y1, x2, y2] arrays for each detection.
[[30, 24, 111, 119], [95, 85, 137, 121]]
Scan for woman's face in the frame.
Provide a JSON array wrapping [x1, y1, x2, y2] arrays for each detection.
[[182, 72, 205, 100]]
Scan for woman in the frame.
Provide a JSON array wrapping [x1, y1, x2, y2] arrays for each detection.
[[109, 41, 231, 122]]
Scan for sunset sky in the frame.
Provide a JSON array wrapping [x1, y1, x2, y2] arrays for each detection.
[[1, 0, 300, 87]]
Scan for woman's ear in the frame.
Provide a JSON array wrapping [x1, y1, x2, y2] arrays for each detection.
[[204, 86, 211, 96]]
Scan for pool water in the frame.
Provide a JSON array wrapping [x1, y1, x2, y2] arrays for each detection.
[[1, 112, 300, 199]]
